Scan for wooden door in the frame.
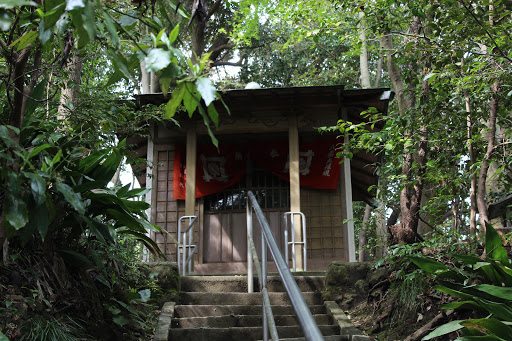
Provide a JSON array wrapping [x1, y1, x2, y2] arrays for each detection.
[[202, 167, 290, 264]]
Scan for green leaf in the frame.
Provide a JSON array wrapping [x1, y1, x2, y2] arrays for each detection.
[[108, 48, 132, 80], [0, 331, 9, 341], [473, 297, 512, 322], [121, 199, 150, 211], [4, 172, 28, 229], [434, 284, 474, 300], [409, 256, 449, 273], [119, 13, 137, 27], [121, 187, 150, 198], [108, 305, 121, 315], [138, 289, 151, 302], [183, 82, 200, 117], [457, 336, 505, 340], [441, 301, 481, 310], [461, 318, 512, 340], [58, 250, 93, 269], [0, 0, 37, 9], [168, 23, 179, 44], [43, 1, 65, 30], [158, 63, 182, 96], [25, 79, 47, 116], [102, 11, 119, 48], [65, 0, 84, 11], [107, 208, 145, 233], [0, 11, 12, 31], [197, 105, 218, 147], [20, 202, 49, 243], [56, 182, 85, 215], [475, 284, 512, 301], [27, 143, 51, 160], [24, 172, 46, 205], [422, 320, 464, 340], [117, 229, 164, 257], [164, 84, 185, 118], [81, 0, 96, 41], [485, 222, 509, 263], [70, 8, 89, 48], [207, 103, 219, 127], [39, 20, 53, 46], [168, 0, 190, 19], [56, 12, 69, 34], [144, 48, 171, 72], [9, 30, 37, 51], [196, 77, 217, 107]]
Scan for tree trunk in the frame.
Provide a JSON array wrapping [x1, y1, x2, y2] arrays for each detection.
[[140, 61, 150, 94], [57, 54, 83, 121], [373, 40, 384, 88], [359, 204, 371, 261], [358, 11, 371, 89], [190, 0, 208, 62], [465, 90, 478, 236], [380, 34, 411, 113], [477, 80, 499, 233], [381, 18, 428, 244], [375, 186, 388, 258]]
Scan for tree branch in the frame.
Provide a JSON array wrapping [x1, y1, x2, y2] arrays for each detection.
[[459, 0, 512, 63], [207, 0, 222, 21], [208, 43, 235, 54], [211, 60, 244, 67]]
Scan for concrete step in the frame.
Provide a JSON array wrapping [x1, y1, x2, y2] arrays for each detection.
[[174, 304, 327, 317], [181, 275, 325, 293], [168, 325, 340, 341], [172, 314, 332, 328], [259, 336, 349, 341], [181, 292, 322, 306]]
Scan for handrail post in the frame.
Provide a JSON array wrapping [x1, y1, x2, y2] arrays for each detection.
[[177, 218, 182, 276], [177, 216, 198, 276], [247, 196, 254, 293], [291, 215, 296, 271], [284, 212, 307, 272], [284, 216, 289, 267], [262, 228, 268, 341], [188, 217, 193, 274]]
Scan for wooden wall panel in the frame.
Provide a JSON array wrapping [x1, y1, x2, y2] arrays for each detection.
[[150, 144, 200, 264], [301, 186, 346, 262]]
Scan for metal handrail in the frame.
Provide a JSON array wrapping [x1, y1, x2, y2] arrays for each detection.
[[177, 215, 198, 276], [283, 212, 307, 272], [246, 191, 324, 341]]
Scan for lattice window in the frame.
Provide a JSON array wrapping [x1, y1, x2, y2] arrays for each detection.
[[204, 167, 290, 211]]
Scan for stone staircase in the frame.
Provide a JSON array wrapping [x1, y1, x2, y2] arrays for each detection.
[[155, 274, 371, 341]]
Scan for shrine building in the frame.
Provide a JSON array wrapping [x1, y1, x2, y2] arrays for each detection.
[[132, 85, 393, 274]]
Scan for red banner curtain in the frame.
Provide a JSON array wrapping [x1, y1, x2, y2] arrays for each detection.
[[173, 137, 342, 199], [173, 144, 246, 200], [250, 137, 342, 189]]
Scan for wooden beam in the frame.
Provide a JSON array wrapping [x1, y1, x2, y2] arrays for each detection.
[[289, 114, 304, 270]]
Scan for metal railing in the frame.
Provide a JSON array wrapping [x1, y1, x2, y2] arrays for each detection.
[[177, 215, 198, 276], [283, 212, 307, 272], [246, 191, 324, 341]]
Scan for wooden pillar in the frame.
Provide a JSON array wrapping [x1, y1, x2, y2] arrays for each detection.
[[144, 123, 155, 262], [340, 108, 356, 262], [185, 126, 197, 216], [289, 114, 304, 270], [185, 126, 197, 271]]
